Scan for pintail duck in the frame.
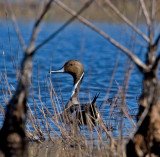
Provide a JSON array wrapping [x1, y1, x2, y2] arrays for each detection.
[[50, 60, 100, 126]]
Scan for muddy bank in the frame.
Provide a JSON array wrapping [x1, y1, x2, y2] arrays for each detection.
[[28, 139, 119, 157]]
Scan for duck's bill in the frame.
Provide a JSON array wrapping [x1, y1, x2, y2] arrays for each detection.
[[49, 67, 65, 74]]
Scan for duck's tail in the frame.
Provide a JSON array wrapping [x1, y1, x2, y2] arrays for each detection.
[[91, 93, 100, 105], [89, 93, 100, 125], [90, 93, 100, 115]]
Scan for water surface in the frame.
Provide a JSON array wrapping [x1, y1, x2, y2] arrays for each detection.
[[0, 20, 148, 138]]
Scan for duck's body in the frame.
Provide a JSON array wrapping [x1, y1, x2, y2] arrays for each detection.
[[75, 93, 100, 125], [50, 60, 100, 126]]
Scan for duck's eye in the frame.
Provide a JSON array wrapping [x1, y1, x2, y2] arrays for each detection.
[[70, 63, 73, 66]]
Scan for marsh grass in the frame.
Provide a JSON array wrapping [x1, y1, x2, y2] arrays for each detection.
[[0, 47, 137, 157], [1, 0, 160, 22], [0, 7, 138, 155]]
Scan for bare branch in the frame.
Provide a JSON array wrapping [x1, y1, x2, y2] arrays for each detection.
[[32, 0, 95, 54], [151, 0, 156, 21], [51, 0, 149, 72], [31, 0, 149, 72], [139, 0, 151, 26], [27, 0, 55, 54], [153, 33, 160, 49], [0, 0, 57, 155], [150, 3, 157, 42], [5, 0, 26, 52], [100, 0, 150, 43], [154, 53, 160, 70]]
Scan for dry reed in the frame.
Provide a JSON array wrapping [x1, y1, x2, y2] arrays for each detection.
[[0, 48, 137, 157]]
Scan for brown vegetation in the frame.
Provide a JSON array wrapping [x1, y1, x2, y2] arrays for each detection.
[[1, 0, 160, 157], [0, 0, 160, 21]]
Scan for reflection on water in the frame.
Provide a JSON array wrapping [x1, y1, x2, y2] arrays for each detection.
[[0, 21, 146, 138]]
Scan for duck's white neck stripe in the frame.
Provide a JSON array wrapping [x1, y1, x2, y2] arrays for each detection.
[[71, 72, 84, 97]]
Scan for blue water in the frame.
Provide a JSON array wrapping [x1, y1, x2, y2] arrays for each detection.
[[0, 20, 148, 138]]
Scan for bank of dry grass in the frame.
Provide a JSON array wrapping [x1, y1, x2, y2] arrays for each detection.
[[1, 0, 160, 22]]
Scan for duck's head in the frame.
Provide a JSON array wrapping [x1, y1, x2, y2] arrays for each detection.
[[50, 60, 84, 84]]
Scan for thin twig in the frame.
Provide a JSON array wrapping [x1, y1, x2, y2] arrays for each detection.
[[152, 32, 160, 49], [28, 0, 55, 54], [139, 0, 151, 27], [33, 0, 149, 72], [32, 0, 94, 55], [101, 0, 149, 42], [101, 52, 120, 111], [5, 0, 26, 52], [154, 53, 160, 70], [56, 0, 149, 72], [151, 0, 156, 23]]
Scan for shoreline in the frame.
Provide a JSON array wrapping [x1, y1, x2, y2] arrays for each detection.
[[1, 1, 158, 22]]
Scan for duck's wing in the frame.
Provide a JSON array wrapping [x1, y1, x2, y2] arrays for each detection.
[[65, 93, 100, 113]]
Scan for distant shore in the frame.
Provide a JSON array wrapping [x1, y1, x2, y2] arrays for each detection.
[[0, 1, 160, 22]]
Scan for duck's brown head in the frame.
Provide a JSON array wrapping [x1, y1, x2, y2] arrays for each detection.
[[50, 60, 84, 84]]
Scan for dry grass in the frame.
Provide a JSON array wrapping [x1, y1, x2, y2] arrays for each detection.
[[1, 0, 160, 22], [0, 47, 137, 157], [0, 1, 139, 155]]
